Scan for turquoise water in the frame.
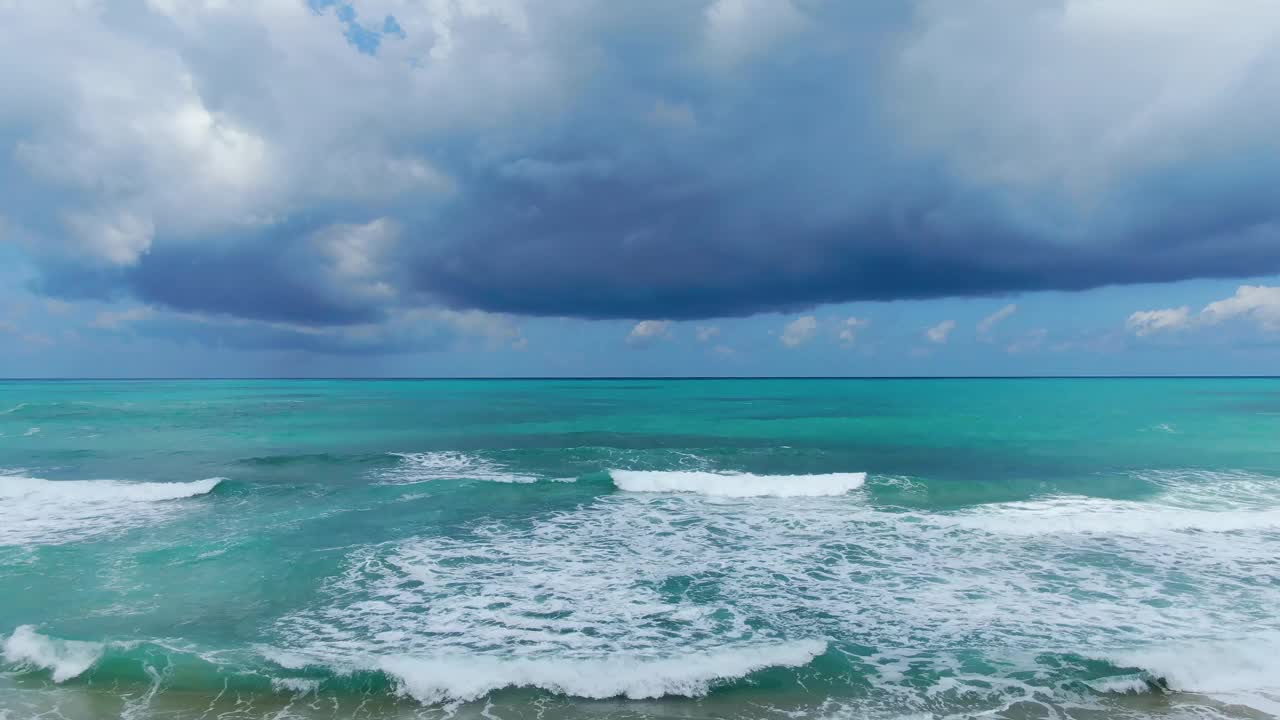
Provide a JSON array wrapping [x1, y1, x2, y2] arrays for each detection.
[[1, 378, 1279, 719]]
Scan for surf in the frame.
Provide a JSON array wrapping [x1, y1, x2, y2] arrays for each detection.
[[1092, 633, 1280, 716], [1, 626, 103, 683], [379, 451, 537, 485], [609, 470, 867, 497], [0, 475, 223, 546], [267, 641, 827, 705]]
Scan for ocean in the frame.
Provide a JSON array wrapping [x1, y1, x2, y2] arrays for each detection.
[[1, 378, 1278, 719]]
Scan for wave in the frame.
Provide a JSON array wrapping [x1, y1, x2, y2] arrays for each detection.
[[610, 470, 866, 497], [378, 451, 536, 485], [0, 475, 223, 503], [267, 470, 1280, 712], [1093, 634, 1280, 715], [945, 495, 1280, 535], [2, 626, 104, 683], [266, 640, 827, 705], [1, 627, 366, 695], [1084, 675, 1156, 695], [0, 475, 223, 546], [1139, 468, 1280, 510], [1, 402, 27, 414], [270, 676, 323, 694], [2, 626, 825, 708]]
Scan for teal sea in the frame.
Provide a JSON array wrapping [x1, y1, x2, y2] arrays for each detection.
[[2, 378, 1279, 719]]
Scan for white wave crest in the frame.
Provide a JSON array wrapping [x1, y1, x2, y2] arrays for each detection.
[[1096, 634, 1280, 715], [946, 495, 1280, 535], [1, 403, 27, 414], [267, 641, 825, 705], [380, 452, 535, 485], [1085, 675, 1152, 695], [270, 677, 321, 694], [1, 626, 103, 683], [273, 466, 1280, 716], [390, 641, 825, 704], [610, 470, 866, 497], [0, 476, 223, 546]]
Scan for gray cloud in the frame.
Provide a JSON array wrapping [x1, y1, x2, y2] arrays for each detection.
[[4, 0, 1280, 351], [88, 304, 523, 356]]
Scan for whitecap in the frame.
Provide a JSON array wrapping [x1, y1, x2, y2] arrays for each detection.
[[272, 468, 1280, 715], [0, 476, 223, 546], [270, 677, 322, 695], [266, 641, 825, 705], [941, 469, 1280, 535], [384, 641, 825, 704], [610, 470, 866, 497], [944, 495, 1280, 535], [1095, 634, 1280, 715], [1140, 468, 1280, 510], [379, 452, 536, 485], [1085, 675, 1153, 695], [1, 625, 103, 683]]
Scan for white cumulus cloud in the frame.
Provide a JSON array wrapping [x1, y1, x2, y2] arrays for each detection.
[[780, 315, 818, 347], [627, 320, 671, 345], [838, 317, 869, 346], [925, 319, 955, 344], [1128, 285, 1280, 337], [1126, 306, 1193, 336], [1200, 285, 1280, 331], [977, 303, 1017, 338]]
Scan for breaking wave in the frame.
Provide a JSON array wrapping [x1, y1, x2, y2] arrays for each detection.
[[266, 641, 827, 705], [0, 475, 223, 546], [610, 470, 866, 497], [378, 451, 537, 485], [1093, 633, 1280, 715], [945, 495, 1280, 535], [1, 626, 104, 683]]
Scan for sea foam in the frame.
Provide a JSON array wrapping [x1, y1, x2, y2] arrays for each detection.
[[943, 469, 1280, 535], [0, 475, 223, 546], [1096, 634, 1280, 715], [1, 626, 103, 683], [270, 468, 1279, 714], [379, 452, 536, 485], [609, 470, 866, 497], [945, 495, 1280, 535], [268, 641, 826, 705]]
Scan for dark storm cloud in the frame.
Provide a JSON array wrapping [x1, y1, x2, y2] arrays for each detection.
[[123, 312, 447, 355], [391, 0, 1280, 321], [127, 236, 384, 326], [7, 0, 1280, 335], [33, 230, 384, 326], [408, 149, 1280, 319]]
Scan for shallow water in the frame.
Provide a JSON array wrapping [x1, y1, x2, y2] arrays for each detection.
[[2, 378, 1278, 719]]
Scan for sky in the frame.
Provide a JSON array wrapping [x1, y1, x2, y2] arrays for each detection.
[[3, 0, 1280, 377]]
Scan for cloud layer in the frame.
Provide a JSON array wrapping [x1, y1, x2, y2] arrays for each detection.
[[5, 0, 1280, 354], [1129, 285, 1280, 337]]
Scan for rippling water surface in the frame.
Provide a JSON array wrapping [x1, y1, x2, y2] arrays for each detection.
[[1, 378, 1278, 719]]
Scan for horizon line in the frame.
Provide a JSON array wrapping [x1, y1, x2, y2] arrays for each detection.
[[3, 375, 1280, 381]]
